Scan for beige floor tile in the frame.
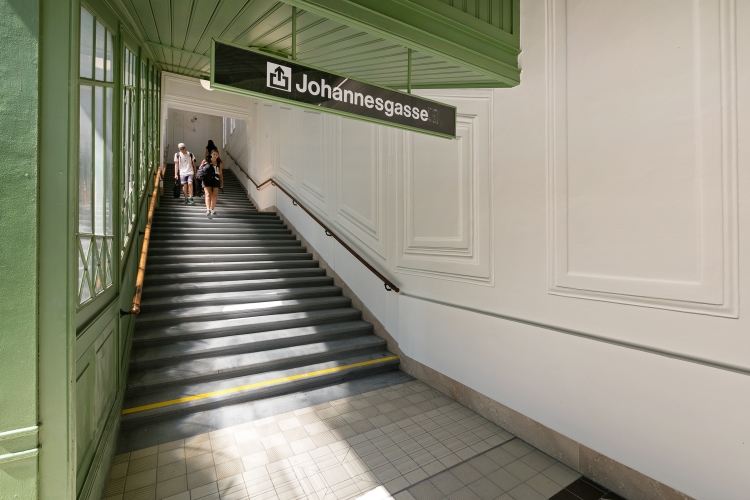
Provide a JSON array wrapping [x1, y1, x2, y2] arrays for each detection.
[[158, 448, 185, 467], [125, 469, 158, 492], [158, 440, 185, 453], [111, 462, 129, 479], [541, 464, 580, 487], [241, 450, 270, 469], [213, 445, 240, 465], [290, 437, 317, 455], [157, 461, 187, 482], [187, 452, 215, 474], [155, 476, 187, 500], [123, 484, 156, 500], [211, 434, 237, 452], [216, 458, 245, 480], [505, 483, 546, 500], [257, 422, 282, 437], [237, 439, 265, 457], [184, 433, 211, 445], [130, 446, 159, 460], [114, 453, 131, 464], [185, 440, 213, 459], [104, 477, 126, 497], [187, 466, 217, 489], [234, 428, 259, 444], [504, 460, 537, 482], [129, 455, 159, 475], [190, 480, 219, 499]]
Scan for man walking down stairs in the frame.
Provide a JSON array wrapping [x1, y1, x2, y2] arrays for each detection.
[[119, 164, 404, 439]]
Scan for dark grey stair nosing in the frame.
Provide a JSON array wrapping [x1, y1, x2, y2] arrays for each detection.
[[141, 276, 334, 297], [132, 307, 363, 346], [120, 352, 399, 427], [138, 285, 342, 311], [134, 296, 352, 327], [129, 320, 373, 370], [126, 336, 387, 394]]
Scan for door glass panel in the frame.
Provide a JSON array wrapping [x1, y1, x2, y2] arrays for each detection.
[[79, 85, 93, 234], [94, 21, 105, 81], [105, 87, 113, 236], [94, 86, 104, 235], [80, 8, 93, 79], [105, 31, 114, 82]]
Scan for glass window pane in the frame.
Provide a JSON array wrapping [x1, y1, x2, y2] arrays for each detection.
[[95, 21, 105, 81], [79, 85, 93, 234], [105, 87, 113, 236], [106, 30, 114, 82], [94, 86, 105, 235], [79, 8, 93, 79]]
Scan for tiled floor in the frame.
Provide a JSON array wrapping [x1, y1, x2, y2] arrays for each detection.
[[103, 380, 623, 500]]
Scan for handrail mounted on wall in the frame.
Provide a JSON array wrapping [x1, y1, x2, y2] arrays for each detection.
[[226, 152, 400, 293]]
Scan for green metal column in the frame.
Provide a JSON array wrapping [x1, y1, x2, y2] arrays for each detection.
[[38, 0, 76, 498], [0, 0, 41, 498]]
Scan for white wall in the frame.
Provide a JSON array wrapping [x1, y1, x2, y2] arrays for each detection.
[[167, 110, 222, 162], [214, 1, 750, 497]]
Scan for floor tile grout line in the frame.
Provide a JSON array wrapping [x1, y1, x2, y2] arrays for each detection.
[[389, 436, 517, 497]]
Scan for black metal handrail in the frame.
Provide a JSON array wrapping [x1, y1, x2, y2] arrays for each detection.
[[225, 152, 400, 293]]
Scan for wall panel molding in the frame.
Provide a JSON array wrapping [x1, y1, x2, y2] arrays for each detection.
[[334, 117, 387, 258], [546, 0, 738, 316], [395, 90, 493, 283]]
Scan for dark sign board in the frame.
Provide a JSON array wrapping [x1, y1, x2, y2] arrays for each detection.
[[211, 40, 456, 138]]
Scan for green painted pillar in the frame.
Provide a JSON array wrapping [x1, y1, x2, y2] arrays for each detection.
[[0, 0, 40, 499]]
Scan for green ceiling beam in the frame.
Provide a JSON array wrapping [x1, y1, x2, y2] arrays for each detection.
[[279, 0, 521, 86], [147, 42, 210, 60]]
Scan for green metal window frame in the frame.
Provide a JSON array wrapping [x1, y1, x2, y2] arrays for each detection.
[[76, 4, 118, 318]]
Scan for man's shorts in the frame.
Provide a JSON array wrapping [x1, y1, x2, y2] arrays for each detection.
[[180, 173, 194, 185]]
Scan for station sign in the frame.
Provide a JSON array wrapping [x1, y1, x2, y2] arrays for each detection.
[[211, 40, 456, 139]]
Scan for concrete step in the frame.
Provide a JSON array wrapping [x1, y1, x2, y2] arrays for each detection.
[[132, 307, 362, 346], [138, 285, 342, 312], [149, 236, 298, 247], [149, 231, 292, 242], [142, 276, 335, 298], [145, 258, 315, 275], [120, 351, 399, 427], [151, 220, 286, 229], [144, 267, 325, 286], [127, 336, 387, 394], [155, 212, 280, 222], [135, 296, 352, 328], [147, 245, 306, 257], [129, 320, 372, 370], [145, 252, 311, 265]]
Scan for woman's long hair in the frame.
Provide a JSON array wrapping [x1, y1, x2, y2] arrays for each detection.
[[206, 140, 217, 152]]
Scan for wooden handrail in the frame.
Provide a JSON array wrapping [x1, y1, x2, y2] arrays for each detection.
[[225, 152, 400, 293], [122, 167, 161, 316]]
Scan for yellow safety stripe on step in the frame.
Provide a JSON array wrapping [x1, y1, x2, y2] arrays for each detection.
[[122, 355, 399, 415]]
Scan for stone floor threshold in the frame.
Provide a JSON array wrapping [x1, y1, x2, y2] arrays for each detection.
[[103, 380, 625, 500]]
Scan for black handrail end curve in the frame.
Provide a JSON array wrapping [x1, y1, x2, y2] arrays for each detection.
[[120, 309, 132, 317]]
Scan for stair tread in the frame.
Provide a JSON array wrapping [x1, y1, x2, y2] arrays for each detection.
[[135, 296, 351, 326], [130, 320, 373, 367], [121, 351, 399, 424], [139, 285, 342, 309], [127, 336, 387, 391], [146, 267, 323, 283], [133, 307, 362, 344]]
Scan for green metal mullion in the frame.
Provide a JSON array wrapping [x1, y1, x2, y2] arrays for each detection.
[[134, 47, 141, 201], [292, 7, 298, 60], [114, 23, 123, 282], [407, 48, 411, 93]]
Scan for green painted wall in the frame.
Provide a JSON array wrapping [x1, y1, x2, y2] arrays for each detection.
[[0, 0, 40, 498]]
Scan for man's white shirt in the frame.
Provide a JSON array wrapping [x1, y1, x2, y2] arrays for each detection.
[[174, 151, 194, 175]]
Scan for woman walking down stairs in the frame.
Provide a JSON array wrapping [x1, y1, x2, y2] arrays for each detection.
[[120, 165, 401, 433]]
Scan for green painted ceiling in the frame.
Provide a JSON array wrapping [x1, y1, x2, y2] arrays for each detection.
[[114, 0, 520, 89]]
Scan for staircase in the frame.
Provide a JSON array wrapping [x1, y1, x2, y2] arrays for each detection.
[[120, 166, 400, 429]]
